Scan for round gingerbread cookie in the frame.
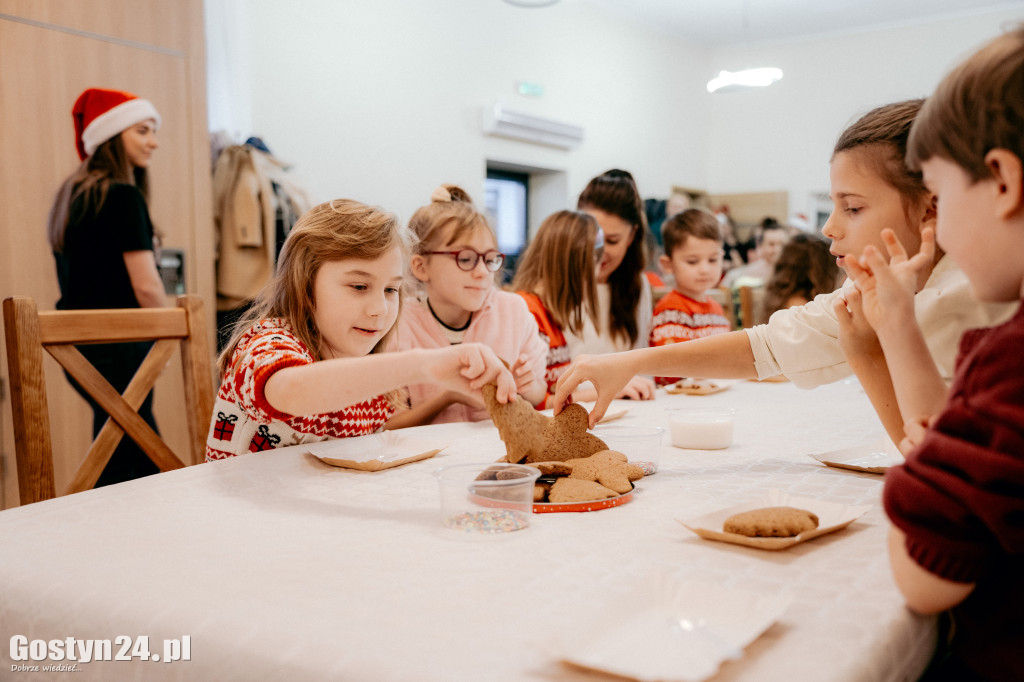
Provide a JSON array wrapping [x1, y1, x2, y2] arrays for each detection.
[[723, 506, 819, 538]]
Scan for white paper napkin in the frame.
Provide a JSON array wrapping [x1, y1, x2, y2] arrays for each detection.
[[557, 571, 791, 681]]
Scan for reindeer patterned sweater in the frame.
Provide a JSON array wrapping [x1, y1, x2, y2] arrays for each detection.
[[205, 318, 394, 461]]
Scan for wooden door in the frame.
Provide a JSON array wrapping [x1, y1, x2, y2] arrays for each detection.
[[0, 0, 214, 508]]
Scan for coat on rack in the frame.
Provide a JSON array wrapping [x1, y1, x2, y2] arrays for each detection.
[[212, 144, 310, 311]]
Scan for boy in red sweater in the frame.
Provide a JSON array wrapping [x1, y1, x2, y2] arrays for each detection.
[[839, 26, 1024, 680], [649, 208, 731, 386]]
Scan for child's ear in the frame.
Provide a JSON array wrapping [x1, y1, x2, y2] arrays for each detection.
[[658, 254, 672, 275], [410, 254, 429, 282], [920, 194, 938, 231], [986, 148, 1024, 219]]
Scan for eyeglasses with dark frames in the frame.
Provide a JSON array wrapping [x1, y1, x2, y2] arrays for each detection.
[[426, 249, 505, 272]]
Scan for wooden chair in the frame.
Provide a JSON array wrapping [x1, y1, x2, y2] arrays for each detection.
[[707, 286, 737, 330], [738, 285, 766, 328], [3, 295, 215, 505]]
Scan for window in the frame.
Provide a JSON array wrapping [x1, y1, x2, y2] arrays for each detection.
[[484, 169, 528, 258]]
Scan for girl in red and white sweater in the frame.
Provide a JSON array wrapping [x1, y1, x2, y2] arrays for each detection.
[[206, 199, 515, 460]]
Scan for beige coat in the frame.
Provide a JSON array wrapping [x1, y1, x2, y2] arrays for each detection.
[[212, 146, 310, 310]]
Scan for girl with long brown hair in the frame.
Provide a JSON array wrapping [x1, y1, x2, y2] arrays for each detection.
[[512, 210, 600, 409]]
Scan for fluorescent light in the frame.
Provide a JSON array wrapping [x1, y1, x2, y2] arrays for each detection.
[[706, 67, 783, 93]]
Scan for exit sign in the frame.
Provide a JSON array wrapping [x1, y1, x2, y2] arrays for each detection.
[[516, 81, 544, 97]]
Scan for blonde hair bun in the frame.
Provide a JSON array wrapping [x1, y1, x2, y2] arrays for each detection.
[[430, 184, 473, 205]]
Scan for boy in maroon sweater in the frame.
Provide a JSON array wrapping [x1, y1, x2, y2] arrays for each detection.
[[837, 26, 1024, 680]]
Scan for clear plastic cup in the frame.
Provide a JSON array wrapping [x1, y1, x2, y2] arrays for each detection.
[[666, 407, 736, 450], [434, 462, 540, 533], [591, 424, 666, 474]]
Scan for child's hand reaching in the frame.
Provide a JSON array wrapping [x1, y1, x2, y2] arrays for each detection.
[[616, 375, 655, 401], [553, 353, 638, 428], [429, 343, 517, 404], [844, 227, 935, 335], [511, 353, 537, 396]]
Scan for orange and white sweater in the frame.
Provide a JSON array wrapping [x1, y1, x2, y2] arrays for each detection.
[[649, 290, 730, 386], [517, 292, 572, 407]]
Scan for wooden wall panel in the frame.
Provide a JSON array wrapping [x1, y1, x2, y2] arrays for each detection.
[[1, 0, 192, 53], [0, 0, 214, 509]]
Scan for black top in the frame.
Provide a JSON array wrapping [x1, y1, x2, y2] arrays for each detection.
[[54, 183, 155, 310]]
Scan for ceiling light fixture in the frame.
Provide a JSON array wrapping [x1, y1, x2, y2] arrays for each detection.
[[706, 0, 783, 94], [706, 67, 783, 93], [502, 0, 560, 7]]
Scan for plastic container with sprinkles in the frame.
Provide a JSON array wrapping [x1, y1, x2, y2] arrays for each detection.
[[434, 462, 540, 533]]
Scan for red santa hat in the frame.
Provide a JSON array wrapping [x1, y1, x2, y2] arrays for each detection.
[[72, 88, 161, 160]]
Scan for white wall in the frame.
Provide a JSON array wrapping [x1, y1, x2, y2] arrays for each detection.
[[706, 7, 1024, 223], [206, 0, 1023, 227], [206, 0, 709, 225]]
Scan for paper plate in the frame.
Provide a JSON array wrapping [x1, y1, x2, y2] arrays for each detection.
[[557, 571, 792, 682], [664, 379, 732, 396], [678, 490, 871, 551], [305, 432, 444, 471], [749, 374, 790, 383], [809, 440, 904, 474]]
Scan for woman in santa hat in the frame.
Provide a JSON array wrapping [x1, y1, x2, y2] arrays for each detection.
[[47, 87, 166, 486]]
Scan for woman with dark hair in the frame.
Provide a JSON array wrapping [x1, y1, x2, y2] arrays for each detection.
[[573, 169, 655, 400], [48, 87, 167, 486]]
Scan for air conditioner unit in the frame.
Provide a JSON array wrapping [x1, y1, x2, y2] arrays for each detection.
[[482, 103, 584, 149]]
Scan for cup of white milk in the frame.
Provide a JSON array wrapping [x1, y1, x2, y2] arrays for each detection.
[[666, 407, 736, 450]]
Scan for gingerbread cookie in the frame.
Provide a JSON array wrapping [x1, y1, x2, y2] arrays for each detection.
[[723, 506, 819, 538], [564, 450, 644, 495], [527, 461, 574, 477], [482, 384, 608, 463], [547, 478, 619, 503]]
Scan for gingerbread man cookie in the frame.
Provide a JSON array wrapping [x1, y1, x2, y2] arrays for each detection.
[[482, 384, 609, 463]]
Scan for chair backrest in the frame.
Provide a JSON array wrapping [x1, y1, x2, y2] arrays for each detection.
[[2, 295, 215, 505], [738, 285, 766, 328], [707, 286, 737, 330]]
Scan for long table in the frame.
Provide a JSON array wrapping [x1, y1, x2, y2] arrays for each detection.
[[0, 378, 936, 681]]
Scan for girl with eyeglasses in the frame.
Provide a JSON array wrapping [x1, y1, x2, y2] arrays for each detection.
[[390, 184, 547, 426]]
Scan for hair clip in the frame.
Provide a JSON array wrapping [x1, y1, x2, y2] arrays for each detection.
[[431, 186, 452, 203]]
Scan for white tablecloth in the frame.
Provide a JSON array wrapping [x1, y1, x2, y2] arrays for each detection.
[[0, 378, 936, 681]]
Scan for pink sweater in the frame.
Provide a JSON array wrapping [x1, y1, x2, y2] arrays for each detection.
[[394, 288, 546, 423]]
